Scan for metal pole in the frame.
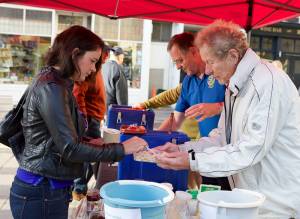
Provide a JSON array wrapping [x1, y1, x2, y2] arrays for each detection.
[[247, 29, 252, 46]]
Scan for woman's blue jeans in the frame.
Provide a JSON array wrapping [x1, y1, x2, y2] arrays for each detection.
[[10, 177, 71, 219]]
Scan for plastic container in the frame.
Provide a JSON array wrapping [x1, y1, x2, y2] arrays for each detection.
[[118, 131, 190, 191], [86, 189, 101, 214], [166, 191, 192, 219], [197, 188, 265, 219], [107, 105, 155, 130], [100, 180, 174, 219]]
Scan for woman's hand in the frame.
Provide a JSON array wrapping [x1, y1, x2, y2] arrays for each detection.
[[122, 136, 148, 155]]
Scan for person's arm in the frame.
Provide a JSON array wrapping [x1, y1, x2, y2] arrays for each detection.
[[143, 84, 182, 108], [157, 111, 185, 131], [158, 82, 189, 131], [115, 67, 128, 105], [73, 81, 89, 117], [37, 83, 125, 163]]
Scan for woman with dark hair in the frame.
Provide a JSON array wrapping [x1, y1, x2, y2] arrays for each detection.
[[9, 26, 147, 219], [72, 45, 110, 194]]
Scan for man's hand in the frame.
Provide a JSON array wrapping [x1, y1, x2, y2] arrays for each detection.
[[155, 151, 190, 170], [132, 103, 146, 109], [152, 142, 179, 153], [185, 102, 222, 122]]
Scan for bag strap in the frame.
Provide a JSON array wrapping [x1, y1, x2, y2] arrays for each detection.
[[7, 88, 29, 125]]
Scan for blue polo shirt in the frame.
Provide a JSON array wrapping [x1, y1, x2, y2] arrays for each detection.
[[175, 74, 225, 137]]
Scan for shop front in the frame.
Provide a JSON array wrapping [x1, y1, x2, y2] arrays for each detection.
[[0, 4, 53, 85], [0, 4, 153, 104], [251, 21, 300, 88]]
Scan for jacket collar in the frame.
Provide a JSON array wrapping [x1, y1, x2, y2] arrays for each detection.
[[228, 48, 260, 96], [40, 66, 74, 90]]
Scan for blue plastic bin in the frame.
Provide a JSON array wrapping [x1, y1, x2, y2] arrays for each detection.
[[107, 105, 155, 130], [100, 180, 174, 219], [118, 131, 190, 191]]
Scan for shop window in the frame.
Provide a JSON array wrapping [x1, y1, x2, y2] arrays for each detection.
[[106, 41, 142, 89], [87, 15, 92, 30], [94, 16, 118, 40], [0, 7, 23, 34], [295, 40, 300, 53], [152, 22, 172, 42], [261, 37, 273, 51], [0, 34, 51, 83], [58, 15, 84, 33], [25, 10, 52, 36], [281, 38, 294, 53], [120, 18, 143, 41], [250, 36, 260, 50], [95, 17, 144, 89], [260, 51, 274, 60], [295, 60, 300, 75]]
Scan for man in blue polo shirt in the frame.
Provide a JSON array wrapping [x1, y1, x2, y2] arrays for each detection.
[[176, 74, 225, 137], [159, 32, 230, 190]]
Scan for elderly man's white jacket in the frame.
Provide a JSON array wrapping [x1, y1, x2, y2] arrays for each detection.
[[185, 49, 300, 218]]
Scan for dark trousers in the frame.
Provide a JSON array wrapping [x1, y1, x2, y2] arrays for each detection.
[[202, 176, 231, 190], [10, 177, 71, 219]]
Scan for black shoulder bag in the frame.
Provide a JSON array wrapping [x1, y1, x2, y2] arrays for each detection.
[[0, 88, 29, 160]]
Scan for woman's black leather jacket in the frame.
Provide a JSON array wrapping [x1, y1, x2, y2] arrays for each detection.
[[19, 66, 124, 180]]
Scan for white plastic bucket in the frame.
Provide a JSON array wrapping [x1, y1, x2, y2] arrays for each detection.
[[197, 188, 265, 219]]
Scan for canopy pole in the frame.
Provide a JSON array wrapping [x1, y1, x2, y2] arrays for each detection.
[[246, 0, 254, 33], [247, 30, 252, 46]]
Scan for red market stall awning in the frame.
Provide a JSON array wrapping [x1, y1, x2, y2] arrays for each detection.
[[1, 0, 300, 30]]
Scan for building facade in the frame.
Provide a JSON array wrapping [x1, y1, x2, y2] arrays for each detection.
[[251, 20, 300, 88]]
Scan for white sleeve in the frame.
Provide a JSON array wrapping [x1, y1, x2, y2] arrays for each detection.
[[190, 81, 287, 177], [180, 109, 225, 170]]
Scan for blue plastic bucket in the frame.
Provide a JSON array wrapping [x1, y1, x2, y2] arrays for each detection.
[[100, 180, 174, 219]]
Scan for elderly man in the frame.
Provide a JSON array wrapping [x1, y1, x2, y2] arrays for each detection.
[[156, 20, 300, 218]]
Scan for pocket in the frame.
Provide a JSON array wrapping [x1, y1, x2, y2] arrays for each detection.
[[10, 190, 27, 219], [10, 178, 44, 218], [45, 190, 70, 219]]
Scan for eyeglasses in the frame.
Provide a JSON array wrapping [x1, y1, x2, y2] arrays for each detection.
[[172, 58, 184, 65]]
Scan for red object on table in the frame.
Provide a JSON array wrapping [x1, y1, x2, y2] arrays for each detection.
[[120, 125, 147, 134]]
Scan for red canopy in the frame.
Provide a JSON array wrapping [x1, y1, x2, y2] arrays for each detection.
[[1, 0, 299, 30]]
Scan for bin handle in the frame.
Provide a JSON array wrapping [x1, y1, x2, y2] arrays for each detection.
[[141, 113, 147, 126], [117, 112, 122, 124]]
